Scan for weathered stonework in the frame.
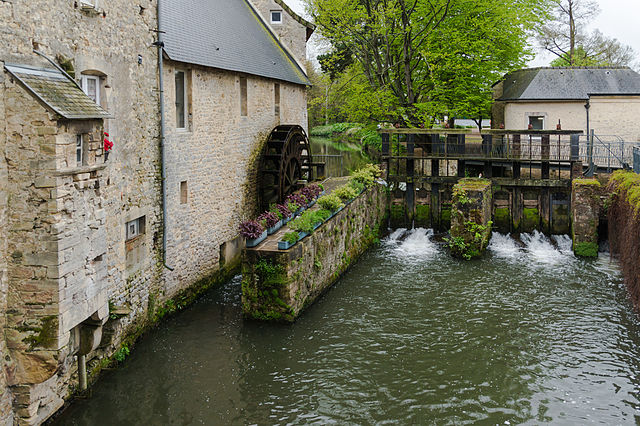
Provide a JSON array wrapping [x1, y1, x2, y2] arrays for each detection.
[[449, 178, 492, 260], [162, 61, 308, 294], [242, 184, 386, 322], [0, 1, 162, 423], [608, 171, 640, 308], [1, 0, 311, 422], [571, 178, 603, 257], [250, 0, 312, 67]]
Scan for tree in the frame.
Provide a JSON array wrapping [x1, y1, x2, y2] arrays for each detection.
[[539, 0, 636, 67], [424, 0, 546, 130], [308, 0, 548, 126]]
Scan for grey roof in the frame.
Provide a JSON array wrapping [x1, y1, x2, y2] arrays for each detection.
[[497, 67, 640, 101], [4, 64, 111, 119], [160, 0, 310, 86]]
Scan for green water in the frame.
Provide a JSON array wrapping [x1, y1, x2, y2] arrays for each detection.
[[310, 136, 369, 177], [54, 230, 640, 424]]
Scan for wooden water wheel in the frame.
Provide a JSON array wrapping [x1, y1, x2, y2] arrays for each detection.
[[259, 125, 314, 210]]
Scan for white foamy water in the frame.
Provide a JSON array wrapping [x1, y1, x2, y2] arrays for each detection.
[[487, 232, 522, 259], [384, 228, 440, 259], [489, 231, 576, 266]]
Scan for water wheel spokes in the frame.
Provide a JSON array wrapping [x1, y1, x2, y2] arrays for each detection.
[[259, 125, 313, 210]]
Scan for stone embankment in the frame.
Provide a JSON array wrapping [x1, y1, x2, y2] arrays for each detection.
[[608, 171, 640, 308], [242, 181, 387, 322]]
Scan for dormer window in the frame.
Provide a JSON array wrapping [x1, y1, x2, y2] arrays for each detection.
[[81, 75, 100, 105], [270, 10, 282, 24]]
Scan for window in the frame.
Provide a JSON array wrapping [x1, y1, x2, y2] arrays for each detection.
[[81, 75, 100, 105], [80, 0, 99, 10], [76, 134, 84, 166], [270, 10, 282, 24], [240, 76, 248, 117], [126, 217, 145, 240], [180, 181, 188, 204], [528, 115, 544, 130], [274, 83, 280, 118], [175, 71, 186, 129]]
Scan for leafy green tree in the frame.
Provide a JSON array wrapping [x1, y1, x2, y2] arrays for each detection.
[[308, 0, 549, 126]]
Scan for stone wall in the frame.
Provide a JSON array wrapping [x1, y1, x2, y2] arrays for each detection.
[[0, 1, 161, 423], [242, 184, 387, 322], [608, 172, 640, 309], [162, 60, 308, 295], [0, 42, 12, 424], [571, 179, 602, 257], [449, 179, 492, 260], [250, 0, 309, 66]]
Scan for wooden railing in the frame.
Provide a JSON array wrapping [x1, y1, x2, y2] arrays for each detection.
[[380, 128, 584, 181]]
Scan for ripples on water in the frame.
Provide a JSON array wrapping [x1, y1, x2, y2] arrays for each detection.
[[56, 230, 640, 425]]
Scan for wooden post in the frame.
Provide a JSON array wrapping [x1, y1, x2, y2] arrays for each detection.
[[512, 134, 521, 179], [382, 133, 390, 178], [431, 133, 440, 177], [541, 134, 550, 179], [482, 134, 493, 178], [457, 134, 466, 178], [406, 133, 415, 222]]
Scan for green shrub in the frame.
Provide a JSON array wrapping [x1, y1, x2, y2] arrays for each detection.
[[282, 231, 300, 244], [333, 185, 359, 201], [315, 209, 332, 222], [289, 213, 315, 234], [349, 180, 365, 193], [318, 194, 344, 212], [350, 164, 381, 188]]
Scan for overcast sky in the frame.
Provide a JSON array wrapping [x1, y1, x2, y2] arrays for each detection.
[[285, 0, 640, 68]]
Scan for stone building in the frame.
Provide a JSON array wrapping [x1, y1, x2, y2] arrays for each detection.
[[492, 67, 640, 141], [0, 0, 311, 423], [159, 0, 312, 291]]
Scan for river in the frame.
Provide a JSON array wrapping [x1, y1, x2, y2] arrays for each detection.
[[54, 230, 640, 425]]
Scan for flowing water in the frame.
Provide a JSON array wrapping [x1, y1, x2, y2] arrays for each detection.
[[55, 231, 640, 425]]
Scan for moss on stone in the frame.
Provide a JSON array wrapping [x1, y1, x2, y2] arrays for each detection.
[[415, 204, 430, 227], [573, 178, 602, 187], [610, 170, 640, 214], [523, 208, 539, 231], [390, 203, 405, 223], [493, 207, 510, 231], [22, 316, 58, 349], [574, 241, 598, 258]]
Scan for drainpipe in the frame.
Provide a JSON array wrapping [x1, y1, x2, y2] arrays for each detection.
[[156, 1, 174, 271], [584, 98, 590, 137], [78, 355, 87, 391]]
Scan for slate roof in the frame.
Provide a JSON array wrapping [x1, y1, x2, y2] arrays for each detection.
[[497, 67, 640, 101], [4, 64, 111, 119], [160, 0, 310, 86]]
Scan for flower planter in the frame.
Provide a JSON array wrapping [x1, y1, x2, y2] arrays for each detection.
[[313, 221, 322, 230], [267, 220, 283, 235], [307, 199, 316, 208], [278, 240, 296, 250], [297, 231, 309, 240], [245, 230, 267, 248], [282, 216, 292, 224]]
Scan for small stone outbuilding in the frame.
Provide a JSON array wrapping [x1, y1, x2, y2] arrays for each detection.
[[492, 67, 640, 142]]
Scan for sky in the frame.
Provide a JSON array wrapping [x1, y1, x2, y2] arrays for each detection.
[[285, 0, 640, 68]]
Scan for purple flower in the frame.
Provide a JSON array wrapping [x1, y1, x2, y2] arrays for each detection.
[[258, 211, 280, 228], [286, 193, 306, 208], [277, 203, 292, 219], [238, 220, 264, 239]]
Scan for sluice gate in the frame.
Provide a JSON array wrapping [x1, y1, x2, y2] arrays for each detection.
[[380, 129, 586, 234]]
